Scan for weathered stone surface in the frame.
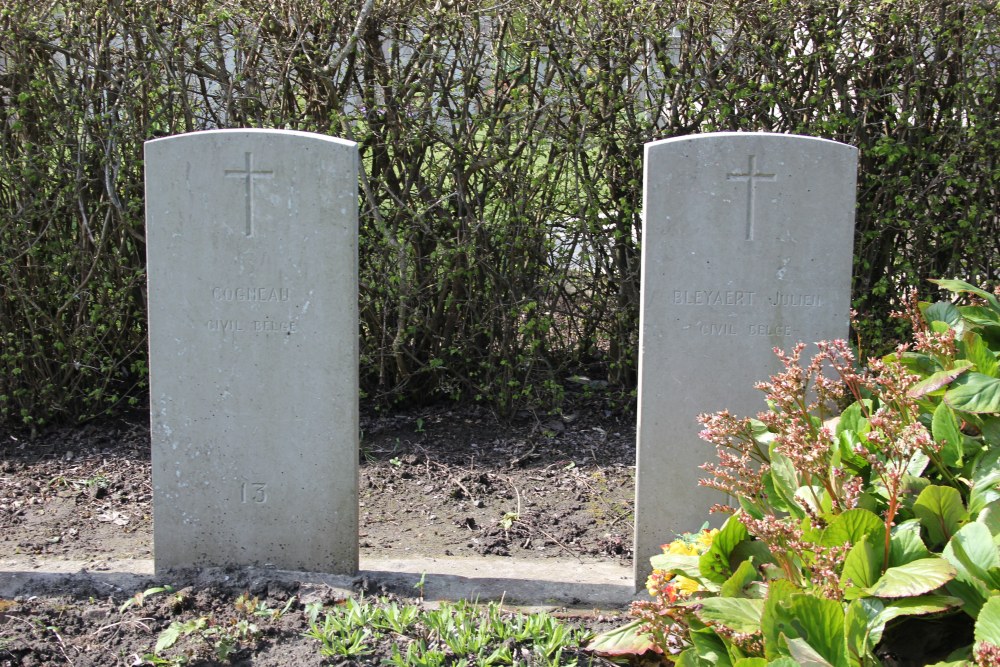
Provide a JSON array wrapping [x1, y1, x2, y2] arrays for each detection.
[[633, 132, 856, 585], [145, 129, 359, 574]]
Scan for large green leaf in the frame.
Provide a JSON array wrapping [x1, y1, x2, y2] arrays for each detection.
[[864, 558, 957, 598], [821, 508, 884, 548], [730, 540, 776, 574], [674, 648, 706, 667], [924, 301, 964, 332], [785, 636, 836, 666], [872, 595, 964, 630], [694, 597, 765, 635], [932, 402, 966, 467], [649, 552, 702, 580], [783, 596, 849, 667], [761, 580, 798, 660], [586, 619, 660, 657], [768, 444, 804, 518], [946, 522, 1000, 589], [845, 598, 883, 661], [837, 401, 872, 436], [930, 279, 1000, 313], [942, 529, 991, 618], [721, 558, 761, 599], [795, 484, 832, 516], [944, 373, 1000, 414], [970, 449, 1000, 516], [841, 533, 882, 599], [700, 515, 750, 584], [689, 626, 733, 667], [960, 307, 1000, 342], [837, 431, 871, 474], [733, 659, 767, 667], [977, 501, 1000, 539], [961, 331, 999, 378], [975, 596, 1000, 648], [888, 520, 932, 567], [913, 485, 968, 546]]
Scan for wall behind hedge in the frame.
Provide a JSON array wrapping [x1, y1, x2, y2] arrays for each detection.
[[1, 0, 998, 425]]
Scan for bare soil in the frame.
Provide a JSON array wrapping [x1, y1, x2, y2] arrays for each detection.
[[0, 397, 637, 665]]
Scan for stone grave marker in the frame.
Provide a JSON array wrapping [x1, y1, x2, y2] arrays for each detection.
[[145, 129, 359, 573], [633, 132, 856, 585]]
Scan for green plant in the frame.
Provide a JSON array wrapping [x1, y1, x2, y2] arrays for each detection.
[[304, 597, 377, 659], [119, 585, 176, 614], [592, 279, 1000, 665], [413, 572, 428, 600], [144, 590, 293, 664], [304, 596, 590, 664]]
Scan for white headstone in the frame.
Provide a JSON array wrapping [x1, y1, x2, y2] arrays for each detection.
[[633, 132, 856, 585], [145, 129, 359, 574]]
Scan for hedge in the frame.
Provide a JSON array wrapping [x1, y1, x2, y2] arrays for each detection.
[[1, 0, 997, 425]]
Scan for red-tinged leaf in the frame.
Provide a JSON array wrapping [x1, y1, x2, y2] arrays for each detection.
[[587, 619, 663, 656], [907, 362, 974, 398]]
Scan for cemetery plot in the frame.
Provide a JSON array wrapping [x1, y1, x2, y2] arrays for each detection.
[[0, 404, 634, 568]]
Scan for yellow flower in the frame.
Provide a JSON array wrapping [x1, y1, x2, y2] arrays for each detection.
[[675, 575, 702, 596], [696, 528, 719, 551]]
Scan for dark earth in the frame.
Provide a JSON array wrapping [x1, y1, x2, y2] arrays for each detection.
[[0, 395, 638, 665]]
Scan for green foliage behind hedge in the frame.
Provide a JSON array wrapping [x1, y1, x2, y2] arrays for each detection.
[[1, 0, 998, 425]]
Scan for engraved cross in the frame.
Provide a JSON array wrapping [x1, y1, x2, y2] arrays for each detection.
[[727, 154, 776, 241], [225, 152, 273, 237]]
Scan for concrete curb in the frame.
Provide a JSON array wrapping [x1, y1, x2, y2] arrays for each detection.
[[0, 555, 641, 610]]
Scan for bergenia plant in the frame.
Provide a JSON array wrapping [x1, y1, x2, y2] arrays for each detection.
[[590, 279, 1000, 666]]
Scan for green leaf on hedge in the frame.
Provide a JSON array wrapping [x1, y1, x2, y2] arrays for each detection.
[[914, 485, 968, 546], [694, 597, 765, 635], [864, 558, 956, 598], [944, 373, 1000, 414], [932, 402, 966, 467], [700, 515, 749, 584], [821, 508, 884, 548]]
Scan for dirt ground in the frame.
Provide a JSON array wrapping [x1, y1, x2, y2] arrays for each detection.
[[0, 396, 638, 665]]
